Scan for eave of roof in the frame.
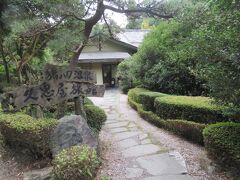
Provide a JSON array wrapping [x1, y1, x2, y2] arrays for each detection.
[[78, 51, 130, 63], [107, 38, 138, 51]]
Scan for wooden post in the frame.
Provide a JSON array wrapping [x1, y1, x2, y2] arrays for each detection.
[[56, 100, 67, 119], [74, 96, 87, 119], [30, 105, 43, 119]]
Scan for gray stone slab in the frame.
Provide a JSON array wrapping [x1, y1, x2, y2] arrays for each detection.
[[128, 122, 137, 128], [122, 144, 160, 157], [142, 175, 193, 180], [119, 138, 139, 149], [126, 168, 144, 178], [110, 127, 128, 133], [115, 131, 141, 141], [136, 153, 188, 176], [141, 138, 151, 144], [129, 127, 139, 131], [105, 120, 119, 124], [106, 121, 129, 128], [139, 133, 148, 140]]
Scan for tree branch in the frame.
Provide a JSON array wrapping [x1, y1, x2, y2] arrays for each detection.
[[104, 5, 173, 19], [103, 13, 114, 37]]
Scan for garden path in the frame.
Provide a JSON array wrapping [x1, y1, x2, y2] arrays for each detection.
[[91, 89, 193, 180]]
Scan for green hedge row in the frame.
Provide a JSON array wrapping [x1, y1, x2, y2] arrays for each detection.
[[128, 88, 240, 171], [128, 88, 167, 111], [128, 95, 206, 145], [129, 88, 238, 124], [155, 95, 226, 124], [0, 113, 57, 158], [203, 122, 240, 172]]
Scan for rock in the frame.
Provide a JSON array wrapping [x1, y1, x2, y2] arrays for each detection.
[[23, 167, 53, 180], [51, 115, 98, 156]]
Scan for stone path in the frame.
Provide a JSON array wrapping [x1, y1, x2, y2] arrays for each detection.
[[91, 89, 193, 180]]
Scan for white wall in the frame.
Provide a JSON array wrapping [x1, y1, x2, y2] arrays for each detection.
[[80, 63, 103, 84]]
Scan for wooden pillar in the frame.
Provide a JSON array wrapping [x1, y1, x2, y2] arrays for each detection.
[[74, 96, 87, 119], [56, 100, 67, 119], [30, 105, 43, 119]]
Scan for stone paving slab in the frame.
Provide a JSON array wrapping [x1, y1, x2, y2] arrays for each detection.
[[106, 121, 129, 128], [115, 131, 141, 141], [142, 175, 193, 180], [136, 153, 188, 176], [109, 127, 128, 133], [122, 144, 161, 157], [118, 138, 139, 149], [141, 138, 152, 144]]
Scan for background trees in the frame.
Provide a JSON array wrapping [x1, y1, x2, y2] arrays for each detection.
[[0, 0, 172, 85], [118, 0, 240, 108]]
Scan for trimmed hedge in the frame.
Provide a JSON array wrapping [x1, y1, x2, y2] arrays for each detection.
[[0, 113, 57, 158], [84, 105, 106, 132], [203, 122, 240, 171], [128, 96, 206, 145], [128, 88, 150, 103], [155, 95, 225, 123], [128, 88, 167, 111], [53, 145, 100, 180]]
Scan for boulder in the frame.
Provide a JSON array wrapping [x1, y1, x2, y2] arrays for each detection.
[[50, 115, 98, 156]]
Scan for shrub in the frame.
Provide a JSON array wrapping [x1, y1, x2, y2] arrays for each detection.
[[128, 95, 205, 144], [165, 120, 206, 145], [117, 58, 137, 93], [203, 122, 240, 171], [155, 95, 226, 123], [128, 88, 150, 103], [138, 91, 167, 112], [128, 88, 167, 111], [0, 113, 57, 158], [53, 145, 100, 180], [84, 97, 94, 105], [84, 105, 106, 132]]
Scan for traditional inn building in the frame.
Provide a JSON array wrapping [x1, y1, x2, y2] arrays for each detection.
[[78, 29, 149, 87]]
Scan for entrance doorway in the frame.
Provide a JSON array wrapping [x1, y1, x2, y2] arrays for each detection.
[[102, 64, 117, 87]]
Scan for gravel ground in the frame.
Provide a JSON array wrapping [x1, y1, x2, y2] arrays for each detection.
[[97, 130, 128, 179]]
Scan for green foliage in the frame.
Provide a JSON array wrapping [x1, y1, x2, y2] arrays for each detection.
[[119, 19, 208, 96], [128, 94, 206, 145], [117, 58, 138, 93], [118, 0, 240, 109], [84, 97, 94, 105], [127, 88, 150, 103], [203, 122, 240, 171], [155, 95, 227, 123], [53, 145, 100, 180], [128, 88, 167, 111], [84, 105, 106, 132], [0, 113, 57, 157]]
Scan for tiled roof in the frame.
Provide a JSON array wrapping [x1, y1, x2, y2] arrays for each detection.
[[78, 51, 130, 63], [116, 29, 150, 47]]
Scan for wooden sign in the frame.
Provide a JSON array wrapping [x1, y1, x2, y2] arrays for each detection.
[[12, 82, 104, 108], [44, 64, 97, 83], [6, 64, 105, 109]]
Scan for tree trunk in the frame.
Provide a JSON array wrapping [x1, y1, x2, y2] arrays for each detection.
[[17, 67, 23, 84], [70, 0, 105, 65], [0, 40, 10, 83]]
